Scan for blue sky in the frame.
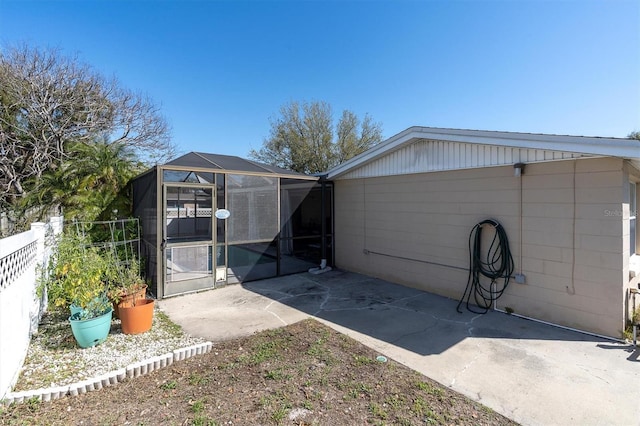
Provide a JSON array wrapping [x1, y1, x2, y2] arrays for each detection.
[[1, 0, 639, 159]]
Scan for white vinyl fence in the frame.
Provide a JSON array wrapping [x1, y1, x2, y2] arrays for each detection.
[[0, 217, 63, 400]]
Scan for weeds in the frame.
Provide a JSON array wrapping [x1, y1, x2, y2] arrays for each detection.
[[353, 354, 375, 365], [306, 328, 336, 365], [260, 391, 292, 424], [191, 398, 205, 414], [192, 415, 217, 426], [264, 368, 291, 380], [385, 394, 406, 410], [160, 380, 177, 390], [2, 319, 513, 426], [188, 373, 209, 386], [413, 396, 428, 415], [369, 402, 388, 420], [155, 311, 184, 337], [416, 380, 444, 396], [24, 396, 41, 413], [271, 404, 289, 424]]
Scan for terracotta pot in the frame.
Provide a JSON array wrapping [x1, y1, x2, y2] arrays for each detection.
[[119, 298, 154, 335], [113, 285, 147, 319]]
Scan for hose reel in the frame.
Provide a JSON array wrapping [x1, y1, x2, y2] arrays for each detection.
[[457, 219, 515, 314]]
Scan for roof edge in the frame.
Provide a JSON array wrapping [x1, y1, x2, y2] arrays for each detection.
[[326, 126, 640, 179]]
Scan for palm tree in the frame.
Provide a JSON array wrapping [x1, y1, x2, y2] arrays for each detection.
[[20, 140, 143, 222]]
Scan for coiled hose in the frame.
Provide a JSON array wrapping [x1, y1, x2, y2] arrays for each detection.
[[456, 219, 515, 314]]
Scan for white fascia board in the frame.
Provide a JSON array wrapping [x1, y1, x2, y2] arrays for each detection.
[[326, 127, 421, 179], [326, 126, 640, 179]]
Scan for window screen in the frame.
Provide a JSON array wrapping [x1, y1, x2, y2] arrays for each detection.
[[165, 186, 213, 242], [227, 174, 278, 243]]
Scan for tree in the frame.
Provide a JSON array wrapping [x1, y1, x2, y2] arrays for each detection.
[[629, 131, 640, 140], [20, 140, 142, 222], [0, 44, 175, 219], [249, 100, 383, 174]]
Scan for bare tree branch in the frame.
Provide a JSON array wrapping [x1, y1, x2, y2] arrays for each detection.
[[0, 44, 175, 212]]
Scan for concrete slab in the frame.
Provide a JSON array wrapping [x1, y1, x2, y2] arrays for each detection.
[[158, 270, 640, 426]]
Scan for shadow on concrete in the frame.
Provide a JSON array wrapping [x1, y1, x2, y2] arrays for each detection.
[[242, 269, 623, 357], [596, 343, 640, 362]]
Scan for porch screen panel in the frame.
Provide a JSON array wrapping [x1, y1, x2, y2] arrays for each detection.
[[279, 179, 332, 274], [226, 174, 278, 282], [166, 245, 212, 282], [132, 169, 158, 294], [227, 175, 278, 243], [165, 186, 213, 242]]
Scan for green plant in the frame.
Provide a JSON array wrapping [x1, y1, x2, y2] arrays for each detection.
[[106, 257, 147, 305], [416, 380, 444, 396], [412, 396, 428, 416], [189, 373, 210, 386], [353, 354, 375, 365], [191, 399, 205, 414], [40, 231, 112, 320], [248, 341, 280, 365], [368, 402, 388, 420], [385, 394, 405, 409], [624, 306, 640, 340], [192, 415, 217, 426], [160, 380, 178, 390], [24, 396, 41, 412], [264, 368, 291, 381], [271, 405, 288, 424]]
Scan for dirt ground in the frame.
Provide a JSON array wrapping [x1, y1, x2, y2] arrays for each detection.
[[0, 319, 517, 425]]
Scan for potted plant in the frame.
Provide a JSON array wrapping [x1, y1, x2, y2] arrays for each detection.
[[107, 258, 154, 334], [40, 231, 113, 348], [107, 258, 148, 318], [118, 297, 155, 334]]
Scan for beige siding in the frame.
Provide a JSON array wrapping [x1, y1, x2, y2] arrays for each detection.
[[334, 157, 627, 337]]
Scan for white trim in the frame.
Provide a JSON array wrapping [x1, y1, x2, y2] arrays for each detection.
[[327, 126, 640, 179]]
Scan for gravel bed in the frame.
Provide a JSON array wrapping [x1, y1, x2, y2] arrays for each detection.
[[13, 306, 205, 392]]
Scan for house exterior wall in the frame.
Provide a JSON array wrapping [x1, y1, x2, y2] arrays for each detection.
[[334, 157, 627, 337], [624, 162, 640, 326]]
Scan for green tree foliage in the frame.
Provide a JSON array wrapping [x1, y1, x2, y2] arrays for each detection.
[[20, 141, 143, 222], [629, 131, 640, 140], [0, 44, 174, 229], [249, 101, 383, 174]]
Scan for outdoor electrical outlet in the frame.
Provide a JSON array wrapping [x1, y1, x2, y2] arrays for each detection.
[[515, 274, 526, 284]]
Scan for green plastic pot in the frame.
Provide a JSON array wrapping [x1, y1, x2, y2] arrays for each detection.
[[69, 308, 113, 348]]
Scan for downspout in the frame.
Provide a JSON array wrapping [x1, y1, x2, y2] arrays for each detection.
[[309, 174, 332, 274]]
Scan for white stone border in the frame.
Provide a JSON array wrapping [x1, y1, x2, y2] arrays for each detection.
[[0, 341, 213, 405]]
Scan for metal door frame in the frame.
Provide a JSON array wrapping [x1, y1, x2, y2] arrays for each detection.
[[162, 182, 217, 296]]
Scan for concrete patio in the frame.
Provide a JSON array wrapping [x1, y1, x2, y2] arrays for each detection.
[[159, 269, 640, 426]]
